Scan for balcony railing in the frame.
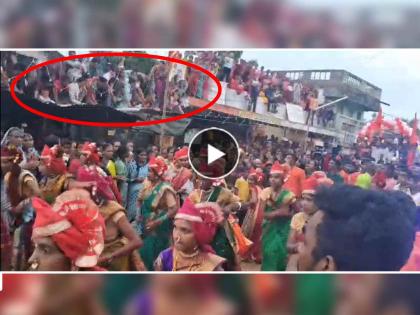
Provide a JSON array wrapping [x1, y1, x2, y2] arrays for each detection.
[[206, 82, 366, 142]]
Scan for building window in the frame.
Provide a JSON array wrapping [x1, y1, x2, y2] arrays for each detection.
[[287, 72, 303, 80], [311, 71, 332, 80]]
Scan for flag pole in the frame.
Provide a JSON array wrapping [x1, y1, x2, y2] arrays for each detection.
[[159, 61, 172, 148]]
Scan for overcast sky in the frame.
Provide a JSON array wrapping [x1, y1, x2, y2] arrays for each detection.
[[242, 49, 420, 120]]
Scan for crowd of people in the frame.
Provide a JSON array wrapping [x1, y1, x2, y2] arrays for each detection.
[[221, 53, 320, 117], [1, 125, 419, 272], [1, 51, 191, 114], [3, 0, 420, 48], [2, 51, 326, 122], [185, 50, 322, 121], [2, 274, 420, 315]]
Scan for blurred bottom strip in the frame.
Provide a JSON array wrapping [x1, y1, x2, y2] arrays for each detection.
[[0, 274, 419, 315]]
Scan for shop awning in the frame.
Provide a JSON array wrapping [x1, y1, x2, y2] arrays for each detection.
[[1, 91, 138, 124], [1, 91, 191, 136]]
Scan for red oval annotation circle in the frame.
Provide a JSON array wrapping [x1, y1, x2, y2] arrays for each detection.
[[10, 52, 222, 128]]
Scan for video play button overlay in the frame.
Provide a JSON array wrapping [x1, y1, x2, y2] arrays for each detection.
[[207, 144, 225, 164], [188, 127, 240, 179]]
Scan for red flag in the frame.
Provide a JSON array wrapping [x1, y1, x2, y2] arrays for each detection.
[[367, 107, 383, 139], [409, 113, 418, 145], [396, 118, 405, 136]]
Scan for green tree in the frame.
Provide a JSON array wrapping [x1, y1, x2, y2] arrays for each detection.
[[232, 51, 243, 61], [124, 51, 157, 74], [248, 59, 258, 68]]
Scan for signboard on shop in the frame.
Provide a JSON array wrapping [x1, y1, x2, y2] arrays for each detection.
[[286, 103, 306, 124]]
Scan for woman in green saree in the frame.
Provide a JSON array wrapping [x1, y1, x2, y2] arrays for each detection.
[[138, 157, 178, 270], [261, 161, 296, 271]]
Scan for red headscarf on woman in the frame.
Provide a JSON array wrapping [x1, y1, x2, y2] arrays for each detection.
[[249, 167, 264, 185], [174, 146, 188, 161], [149, 156, 168, 177], [270, 160, 289, 176], [175, 198, 223, 253], [40, 145, 66, 175], [31, 189, 105, 268], [302, 173, 334, 195], [76, 166, 116, 201], [373, 170, 387, 189], [80, 142, 100, 165]]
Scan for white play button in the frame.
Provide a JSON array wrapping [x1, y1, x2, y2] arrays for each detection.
[[207, 144, 225, 165], [188, 127, 240, 179]]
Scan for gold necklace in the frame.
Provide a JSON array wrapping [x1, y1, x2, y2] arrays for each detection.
[[172, 248, 201, 271], [199, 189, 211, 202], [270, 188, 282, 202], [177, 248, 200, 259]]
